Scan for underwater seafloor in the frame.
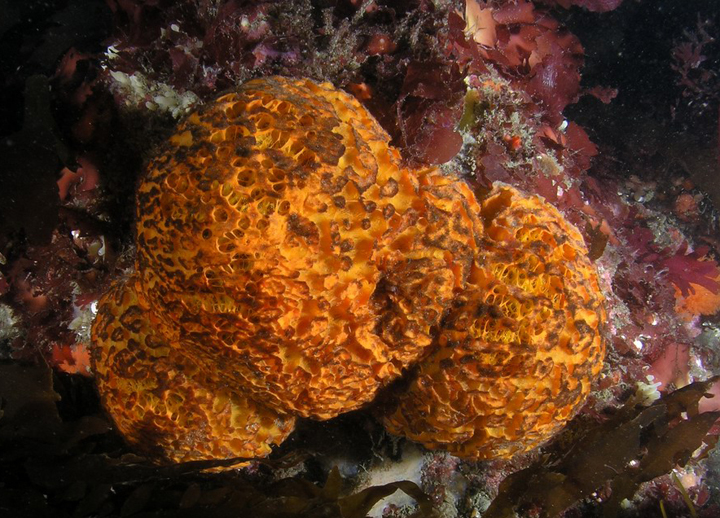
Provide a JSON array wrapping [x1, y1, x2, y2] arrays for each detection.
[[2, 0, 720, 517]]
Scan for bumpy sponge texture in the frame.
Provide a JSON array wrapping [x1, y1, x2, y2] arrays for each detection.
[[92, 278, 295, 464], [92, 76, 488, 463], [381, 185, 606, 459], [91, 76, 605, 465], [133, 76, 482, 419]]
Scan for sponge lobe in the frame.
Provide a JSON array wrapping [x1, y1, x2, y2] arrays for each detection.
[[382, 185, 606, 459], [92, 278, 296, 464]]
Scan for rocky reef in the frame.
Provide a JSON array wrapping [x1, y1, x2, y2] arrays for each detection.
[[1, 1, 720, 517]]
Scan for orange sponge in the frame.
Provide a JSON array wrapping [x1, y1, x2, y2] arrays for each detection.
[[92, 77, 605, 464], [92, 279, 295, 464], [382, 185, 606, 459], [131, 77, 482, 419]]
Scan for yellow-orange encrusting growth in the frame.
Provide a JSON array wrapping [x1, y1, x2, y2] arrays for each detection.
[[91, 76, 605, 465]]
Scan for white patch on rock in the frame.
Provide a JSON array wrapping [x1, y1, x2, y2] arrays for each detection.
[[0, 303, 22, 342], [107, 70, 200, 118], [355, 443, 426, 517], [635, 375, 662, 406]]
